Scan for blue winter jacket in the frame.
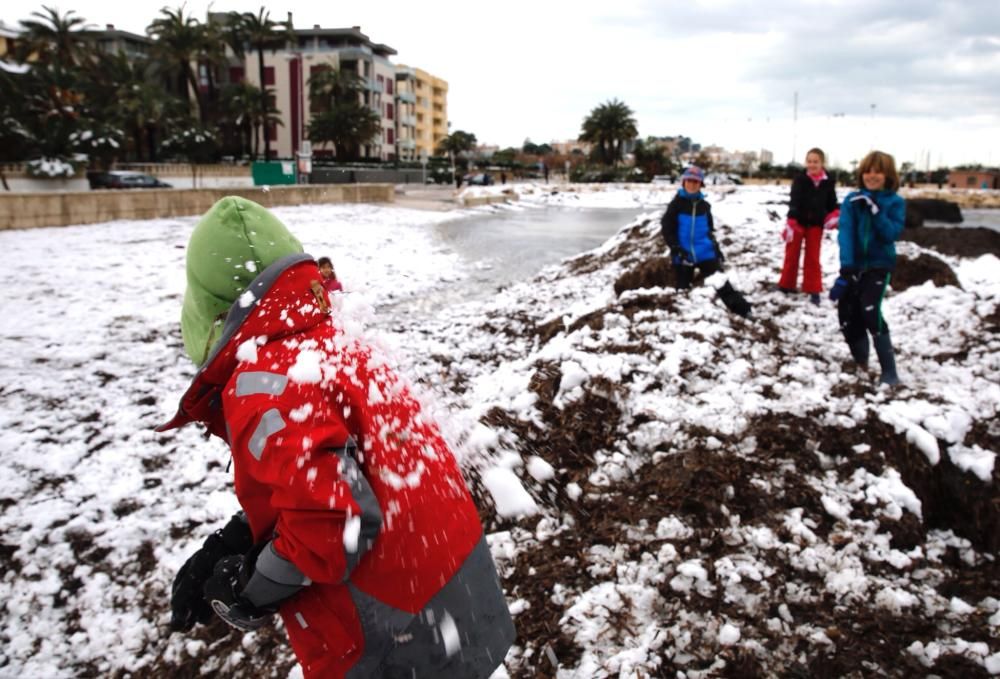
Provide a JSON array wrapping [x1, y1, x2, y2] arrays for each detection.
[[661, 188, 721, 264], [837, 188, 906, 272]]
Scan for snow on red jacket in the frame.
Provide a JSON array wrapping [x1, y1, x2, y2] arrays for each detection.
[[160, 254, 514, 678]]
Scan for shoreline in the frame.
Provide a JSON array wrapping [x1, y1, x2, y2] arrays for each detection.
[[901, 187, 1000, 209]]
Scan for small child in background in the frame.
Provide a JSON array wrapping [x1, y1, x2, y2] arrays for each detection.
[[661, 166, 752, 318], [317, 256, 343, 295], [829, 150, 906, 385], [778, 147, 840, 304]]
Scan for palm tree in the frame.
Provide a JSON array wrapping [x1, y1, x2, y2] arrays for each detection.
[[436, 130, 477, 158], [308, 66, 365, 111], [196, 21, 230, 125], [307, 105, 380, 161], [147, 7, 205, 121], [579, 99, 638, 166], [12, 62, 84, 164], [305, 65, 378, 160], [16, 6, 89, 70], [235, 7, 289, 159], [84, 51, 172, 161], [0, 71, 32, 189], [220, 81, 281, 160]]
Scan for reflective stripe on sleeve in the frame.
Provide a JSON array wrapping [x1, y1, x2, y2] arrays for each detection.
[[248, 409, 286, 460], [236, 371, 289, 397]]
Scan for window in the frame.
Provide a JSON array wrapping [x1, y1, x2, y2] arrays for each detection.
[[385, 79, 393, 95], [377, 75, 384, 89], [967, 176, 977, 186], [229, 66, 245, 84], [264, 66, 275, 86], [386, 103, 394, 120], [387, 128, 394, 144], [267, 122, 277, 142]]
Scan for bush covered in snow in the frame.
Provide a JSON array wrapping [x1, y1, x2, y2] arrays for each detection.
[[24, 156, 83, 178]]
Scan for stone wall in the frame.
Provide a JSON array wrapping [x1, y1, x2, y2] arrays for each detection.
[[0, 184, 395, 230]]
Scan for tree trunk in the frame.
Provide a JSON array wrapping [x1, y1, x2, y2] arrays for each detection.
[[133, 125, 145, 162], [186, 63, 204, 123], [205, 63, 218, 126], [147, 125, 158, 162]]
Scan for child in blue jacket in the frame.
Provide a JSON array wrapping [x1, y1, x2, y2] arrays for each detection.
[[829, 150, 906, 385], [661, 166, 752, 317]]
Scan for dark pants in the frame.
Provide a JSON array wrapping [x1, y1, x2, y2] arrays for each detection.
[[674, 258, 722, 290], [837, 269, 891, 343]]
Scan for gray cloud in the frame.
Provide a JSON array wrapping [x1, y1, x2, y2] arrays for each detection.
[[614, 1, 1000, 120]]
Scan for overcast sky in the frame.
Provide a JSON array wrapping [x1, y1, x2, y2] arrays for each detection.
[[4, 0, 999, 167]]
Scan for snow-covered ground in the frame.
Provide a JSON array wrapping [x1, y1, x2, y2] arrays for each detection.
[[0, 184, 997, 677]]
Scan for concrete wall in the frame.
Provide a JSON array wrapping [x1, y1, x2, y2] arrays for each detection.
[[0, 184, 394, 230], [3, 175, 254, 193], [311, 167, 431, 184], [2, 163, 253, 193], [3, 177, 92, 193]]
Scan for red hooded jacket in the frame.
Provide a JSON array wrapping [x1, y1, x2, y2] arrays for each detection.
[[161, 255, 514, 677]]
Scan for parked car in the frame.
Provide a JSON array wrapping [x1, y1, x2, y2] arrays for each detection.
[[87, 171, 172, 190], [463, 173, 493, 186]]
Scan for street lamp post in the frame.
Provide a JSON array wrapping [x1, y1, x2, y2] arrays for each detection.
[[870, 103, 876, 150]]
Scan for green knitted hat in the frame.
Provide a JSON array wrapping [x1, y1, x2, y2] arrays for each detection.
[[181, 196, 303, 365]]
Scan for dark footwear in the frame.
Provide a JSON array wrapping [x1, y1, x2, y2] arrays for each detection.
[[874, 332, 900, 385], [848, 336, 869, 367], [777, 286, 796, 295], [718, 281, 753, 318], [809, 293, 821, 305]]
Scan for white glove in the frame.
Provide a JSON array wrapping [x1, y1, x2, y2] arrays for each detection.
[[849, 194, 879, 215]]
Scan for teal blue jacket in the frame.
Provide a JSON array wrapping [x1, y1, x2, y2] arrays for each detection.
[[837, 189, 906, 272]]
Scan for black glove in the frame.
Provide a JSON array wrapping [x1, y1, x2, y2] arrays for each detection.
[[202, 553, 274, 632], [203, 540, 308, 632], [170, 512, 253, 632], [671, 248, 693, 266]]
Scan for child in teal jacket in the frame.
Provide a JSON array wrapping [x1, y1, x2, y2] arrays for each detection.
[[829, 151, 906, 385]]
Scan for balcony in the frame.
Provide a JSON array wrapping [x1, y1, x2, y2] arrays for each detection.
[[398, 139, 416, 150], [397, 91, 416, 104], [400, 115, 417, 127], [395, 67, 415, 80], [334, 45, 373, 59], [364, 78, 383, 93]]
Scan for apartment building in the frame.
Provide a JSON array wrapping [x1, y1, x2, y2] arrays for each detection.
[[78, 25, 153, 60], [400, 65, 448, 159], [222, 25, 394, 160], [213, 19, 448, 162], [394, 66, 419, 161]]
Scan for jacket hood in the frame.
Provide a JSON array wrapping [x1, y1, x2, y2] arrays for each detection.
[[182, 196, 304, 365]]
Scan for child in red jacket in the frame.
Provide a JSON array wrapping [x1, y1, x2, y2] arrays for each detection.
[[161, 197, 514, 678], [778, 147, 840, 304]]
